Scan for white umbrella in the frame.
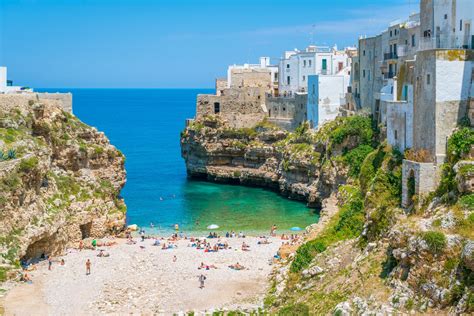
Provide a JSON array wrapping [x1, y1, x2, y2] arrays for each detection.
[[207, 224, 219, 230]]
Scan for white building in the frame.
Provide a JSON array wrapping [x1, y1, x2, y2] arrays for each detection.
[[278, 45, 354, 95], [420, 0, 473, 50], [307, 73, 350, 129], [0, 67, 26, 93]]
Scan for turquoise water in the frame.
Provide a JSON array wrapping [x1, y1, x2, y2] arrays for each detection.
[[37, 89, 319, 234]]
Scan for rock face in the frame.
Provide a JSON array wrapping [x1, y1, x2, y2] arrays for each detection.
[[0, 96, 126, 276], [180, 116, 351, 208]]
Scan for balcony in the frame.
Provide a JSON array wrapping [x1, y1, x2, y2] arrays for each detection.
[[384, 52, 398, 60]]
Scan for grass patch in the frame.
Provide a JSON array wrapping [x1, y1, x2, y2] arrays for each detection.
[[421, 231, 447, 254]]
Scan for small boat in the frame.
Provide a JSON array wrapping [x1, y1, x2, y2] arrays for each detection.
[[207, 224, 219, 230], [290, 227, 302, 231], [174, 224, 179, 231]]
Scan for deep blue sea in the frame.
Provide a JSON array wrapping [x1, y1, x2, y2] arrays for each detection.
[[37, 89, 318, 234]]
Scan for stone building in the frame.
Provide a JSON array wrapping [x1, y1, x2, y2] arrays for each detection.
[[196, 86, 268, 129], [266, 93, 308, 131], [397, 1, 473, 207], [350, 13, 420, 123], [195, 57, 278, 128], [347, 0, 474, 207], [227, 57, 279, 95]]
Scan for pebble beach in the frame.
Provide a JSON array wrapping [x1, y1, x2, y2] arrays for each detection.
[[2, 235, 284, 315]]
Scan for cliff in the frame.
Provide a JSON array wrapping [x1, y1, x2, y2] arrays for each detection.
[[0, 95, 126, 280], [181, 115, 474, 314], [180, 115, 372, 207]]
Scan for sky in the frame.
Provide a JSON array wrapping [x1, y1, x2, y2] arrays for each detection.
[[0, 0, 420, 88]]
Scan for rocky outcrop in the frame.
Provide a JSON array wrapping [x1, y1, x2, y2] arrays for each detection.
[[180, 116, 352, 208], [0, 95, 126, 278]]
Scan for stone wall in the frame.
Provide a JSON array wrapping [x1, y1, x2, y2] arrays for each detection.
[[215, 78, 227, 96], [229, 68, 273, 90], [196, 87, 267, 128], [266, 94, 307, 131], [0, 93, 72, 114], [401, 159, 439, 207]]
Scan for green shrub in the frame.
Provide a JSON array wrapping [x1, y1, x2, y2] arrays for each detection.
[[421, 231, 447, 254], [329, 116, 373, 146], [19, 156, 39, 172], [7, 149, 16, 159], [436, 128, 474, 199], [0, 267, 8, 282], [278, 303, 309, 316], [343, 144, 374, 177], [291, 186, 364, 272]]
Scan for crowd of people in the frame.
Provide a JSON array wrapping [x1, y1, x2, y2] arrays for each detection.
[[15, 223, 303, 289]]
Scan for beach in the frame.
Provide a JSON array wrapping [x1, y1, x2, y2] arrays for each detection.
[[2, 235, 285, 315]]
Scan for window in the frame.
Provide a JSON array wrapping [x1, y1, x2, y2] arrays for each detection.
[[444, 14, 448, 20], [395, 130, 398, 140], [286, 64, 290, 69], [309, 60, 312, 67], [368, 70, 371, 81], [303, 60, 307, 67], [412, 34, 416, 47], [363, 50, 366, 56], [390, 30, 393, 37], [214, 102, 220, 114], [287, 76, 291, 85], [312, 84, 315, 94], [322, 59, 327, 71], [427, 74, 431, 85], [283, 107, 286, 111], [338, 62, 343, 72], [460, 19, 463, 31], [303, 75, 306, 81], [363, 70, 366, 78]]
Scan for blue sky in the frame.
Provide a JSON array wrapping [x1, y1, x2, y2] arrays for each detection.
[[0, 0, 420, 88]]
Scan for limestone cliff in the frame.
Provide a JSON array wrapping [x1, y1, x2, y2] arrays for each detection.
[[0, 95, 126, 280], [180, 115, 368, 208], [181, 115, 474, 314]]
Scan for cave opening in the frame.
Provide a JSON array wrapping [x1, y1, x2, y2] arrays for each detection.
[[80, 222, 92, 239], [21, 235, 53, 264]]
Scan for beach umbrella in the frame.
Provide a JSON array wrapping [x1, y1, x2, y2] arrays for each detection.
[[207, 224, 219, 229], [290, 227, 302, 231]]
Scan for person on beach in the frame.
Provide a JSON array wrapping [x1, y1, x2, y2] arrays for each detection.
[[60, 259, 65, 266], [198, 274, 206, 289], [48, 257, 52, 271], [86, 259, 91, 275], [79, 240, 83, 251], [271, 224, 277, 236], [173, 255, 177, 262]]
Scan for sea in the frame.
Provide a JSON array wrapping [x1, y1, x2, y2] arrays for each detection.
[[37, 89, 319, 235]]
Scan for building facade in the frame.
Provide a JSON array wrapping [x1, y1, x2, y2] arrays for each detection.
[[307, 74, 350, 129], [278, 46, 354, 95]]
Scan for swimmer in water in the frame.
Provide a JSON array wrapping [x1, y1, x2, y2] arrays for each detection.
[[150, 222, 154, 228]]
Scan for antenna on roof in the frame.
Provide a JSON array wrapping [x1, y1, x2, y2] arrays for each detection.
[[310, 24, 316, 45]]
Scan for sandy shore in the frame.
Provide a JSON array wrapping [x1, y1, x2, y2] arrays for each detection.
[[2, 235, 283, 315]]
